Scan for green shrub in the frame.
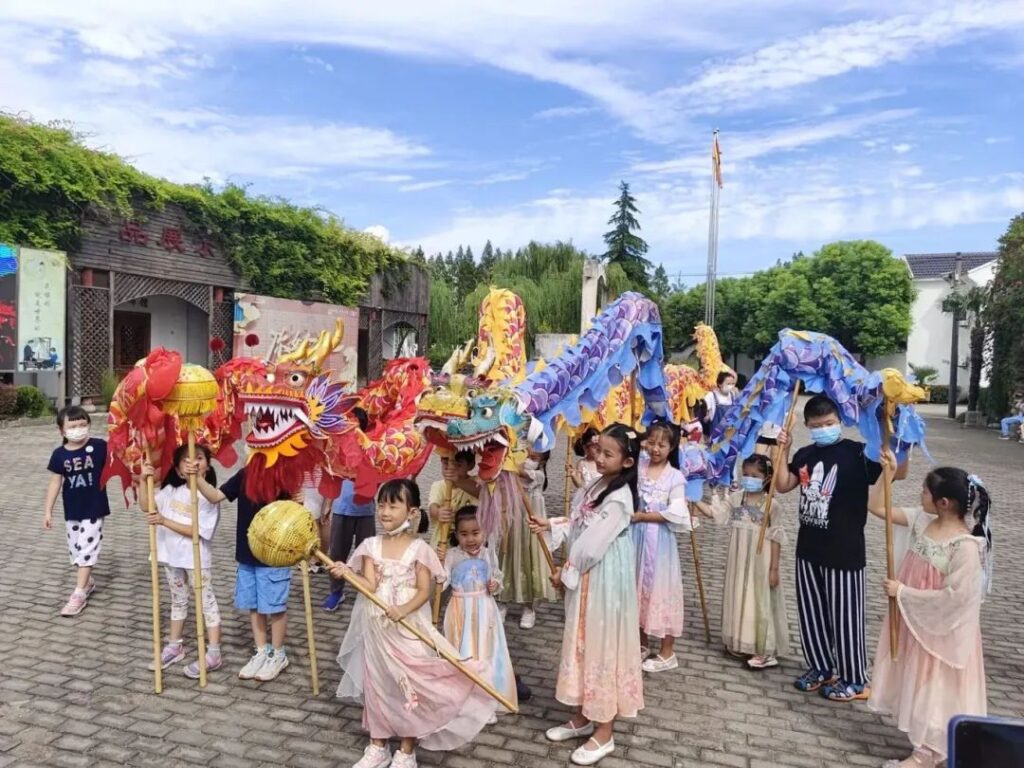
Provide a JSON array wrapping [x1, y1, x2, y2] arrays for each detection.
[[908, 363, 939, 385], [0, 385, 16, 416], [928, 385, 962, 405], [100, 369, 120, 406], [14, 385, 50, 417]]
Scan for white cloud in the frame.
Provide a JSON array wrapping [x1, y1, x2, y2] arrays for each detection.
[[533, 105, 598, 120], [892, 142, 913, 153], [400, 180, 453, 192], [632, 110, 916, 176], [666, 1, 1024, 113], [301, 55, 334, 72], [363, 224, 391, 243]]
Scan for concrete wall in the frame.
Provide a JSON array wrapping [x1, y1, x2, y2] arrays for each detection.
[[535, 333, 575, 362]]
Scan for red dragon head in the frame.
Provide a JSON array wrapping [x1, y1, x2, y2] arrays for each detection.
[[235, 321, 360, 502]]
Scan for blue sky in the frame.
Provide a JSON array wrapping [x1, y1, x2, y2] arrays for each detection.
[[2, 1, 1023, 286]]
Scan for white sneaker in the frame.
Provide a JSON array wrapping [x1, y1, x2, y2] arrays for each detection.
[[520, 607, 536, 629], [747, 654, 778, 670], [238, 647, 271, 680], [486, 712, 498, 725], [391, 750, 417, 768], [499, 604, 508, 623], [353, 743, 392, 768], [571, 737, 615, 765], [254, 650, 289, 681], [641, 654, 679, 673]]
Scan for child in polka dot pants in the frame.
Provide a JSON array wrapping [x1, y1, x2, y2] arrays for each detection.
[[43, 406, 111, 617]]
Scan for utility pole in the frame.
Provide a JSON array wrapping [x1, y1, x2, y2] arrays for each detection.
[[947, 252, 964, 420]]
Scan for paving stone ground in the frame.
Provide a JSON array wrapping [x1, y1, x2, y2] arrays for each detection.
[[1, 407, 1022, 767]]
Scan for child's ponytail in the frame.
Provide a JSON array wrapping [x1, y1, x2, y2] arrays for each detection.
[[593, 423, 641, 510]]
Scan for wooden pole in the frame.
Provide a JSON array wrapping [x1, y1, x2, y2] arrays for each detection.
[[689, 526, 712, 644], [432, 481, 453, 625], [516, 477, 557, 575], [314, 550, 517, 713], [145, 449, 163, 694], [757, 380, 803, 554], [563, 432, 573, 517], [300, 560, 320, 695], [883, 406, 899, 660], [187, 431, 208, 687]]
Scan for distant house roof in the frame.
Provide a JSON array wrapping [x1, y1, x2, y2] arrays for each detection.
[[903, 252, 997, 280]]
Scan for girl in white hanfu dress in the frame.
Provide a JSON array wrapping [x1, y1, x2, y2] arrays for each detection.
[[631, 420, 691, 673], [331, 480, 495, 768], [701, 454, 790, 669], [529, 423, 644, 767], [866, 460, 992, 768]]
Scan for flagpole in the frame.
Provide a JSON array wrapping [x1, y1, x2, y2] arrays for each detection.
[[704, 129, 722, 327]]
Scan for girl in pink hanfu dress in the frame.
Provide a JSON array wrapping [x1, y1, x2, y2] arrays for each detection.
[[867, 461, 992, 768], [631, 420, 691, 673], [331, 479, 496, 768], [529, 423, 644, 767]]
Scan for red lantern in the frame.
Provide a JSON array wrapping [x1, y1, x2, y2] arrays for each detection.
[[209, 337, 226, 353], [245, 333, 260, 348]]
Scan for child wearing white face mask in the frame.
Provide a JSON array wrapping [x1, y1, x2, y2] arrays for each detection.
[[43, 406, 111, 617], [697, 454, 790, 669], [774, 394, 906, 703]]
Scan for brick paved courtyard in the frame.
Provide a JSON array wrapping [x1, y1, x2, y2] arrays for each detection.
[[1, 409, 1022, 767]]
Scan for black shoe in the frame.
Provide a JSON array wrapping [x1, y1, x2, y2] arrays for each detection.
[[515, 677, 532, 701]]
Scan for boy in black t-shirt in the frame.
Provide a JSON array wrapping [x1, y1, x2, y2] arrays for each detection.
[[44, 406, 111, 617], [192, 465, 293, 683], [775, 395, 899, 702]]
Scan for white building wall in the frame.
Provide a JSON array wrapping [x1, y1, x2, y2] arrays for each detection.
[[116, 295, 209, 366], [906, 270, 993, 388]]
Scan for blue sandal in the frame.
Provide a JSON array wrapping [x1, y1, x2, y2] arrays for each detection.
[[794, 668, 835, 693], [821, 679, 870, 701]]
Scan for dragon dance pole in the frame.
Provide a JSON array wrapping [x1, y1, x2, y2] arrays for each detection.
[[145, 448, 163, 694], [432, 481, 453, 625], [882, 404, 899, 660], [300, 560, 320, 695], [689, 526, 712, 644], [562, 433, 573, 517], [516, 477, 557, 576]]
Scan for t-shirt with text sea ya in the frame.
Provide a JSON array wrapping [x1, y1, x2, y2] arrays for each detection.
[[788, 439, 882, 571], [46, 438, 111, 522]]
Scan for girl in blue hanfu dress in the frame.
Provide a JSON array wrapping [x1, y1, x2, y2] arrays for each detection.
[[442, 505, 517, 722]]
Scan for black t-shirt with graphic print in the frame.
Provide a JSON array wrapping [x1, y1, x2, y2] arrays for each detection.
[[789, 439, 882, 571]]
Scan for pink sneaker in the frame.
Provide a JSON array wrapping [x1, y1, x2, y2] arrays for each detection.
[[184, 652, 223, 679], [60, 591, 87, 617], [149, 642, 186, 671]]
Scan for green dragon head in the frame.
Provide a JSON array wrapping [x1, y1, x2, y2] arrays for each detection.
[[446, 388, 528, 482]]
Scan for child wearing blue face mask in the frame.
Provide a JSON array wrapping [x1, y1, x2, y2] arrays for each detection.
[[774, 394, 885, 702], [697, 454, 790, 669]]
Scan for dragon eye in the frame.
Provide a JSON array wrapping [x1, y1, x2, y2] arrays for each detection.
[[287, 372, 307, 388], [482, 407, 494, 419]]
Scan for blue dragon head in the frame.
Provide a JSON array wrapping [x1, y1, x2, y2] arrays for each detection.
[[446, 388, 528, 481]]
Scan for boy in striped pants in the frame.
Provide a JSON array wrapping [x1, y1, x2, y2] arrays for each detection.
[[774, 395, 900, 702]]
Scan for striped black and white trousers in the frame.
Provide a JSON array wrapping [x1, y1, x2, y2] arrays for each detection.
[[795, 558, 868, 686]]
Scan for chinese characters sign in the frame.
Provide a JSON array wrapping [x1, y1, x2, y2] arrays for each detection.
[[118, 220, 214, 259], [17, 248, 67, 372]]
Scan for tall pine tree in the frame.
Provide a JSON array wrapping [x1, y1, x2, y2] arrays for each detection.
[[602, 181, 652, 289], [480, 240, 498, 280]]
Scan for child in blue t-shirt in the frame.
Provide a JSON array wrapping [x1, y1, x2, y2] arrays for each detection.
[[323, 478, 376, 611], [44, 406, 111, 617]]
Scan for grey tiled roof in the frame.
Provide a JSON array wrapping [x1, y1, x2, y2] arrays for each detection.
[[904, 252, 997, 279]]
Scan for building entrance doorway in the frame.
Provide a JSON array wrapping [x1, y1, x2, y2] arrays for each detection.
[[113, 310, 151, 379]]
